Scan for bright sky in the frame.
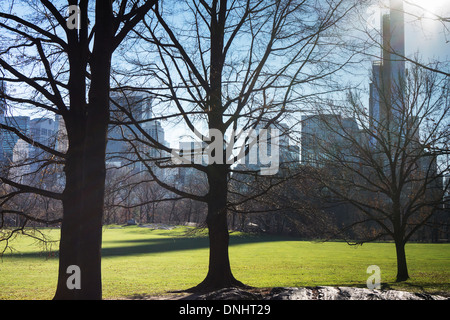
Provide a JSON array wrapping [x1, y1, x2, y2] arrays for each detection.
[[366, 0, 450, 60], [152, 0, 450, 147], [3, 1, 449, 148], [404, 1, 450, 62]]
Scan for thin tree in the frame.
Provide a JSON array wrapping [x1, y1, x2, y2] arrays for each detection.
[[308, 64, 449, 282]]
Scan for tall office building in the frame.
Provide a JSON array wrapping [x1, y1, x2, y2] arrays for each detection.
[[389, 0, 406, 90], [3, 116, 58, 182], [9, 138, 31, 183], [29, 117, 59, 171], [107, 92, 168, 174], [107, 92, 153, 167], [301, 114, 360, 166], [176, 140, 207, 187], [1, 116, 31, 164], [143, 120, 168, 160], [30, 117, 57, 145], [0, 81, 6, 165], [55, 114, 68, 154], [369, 61, 382, 146], [369, 0, 406, 142]]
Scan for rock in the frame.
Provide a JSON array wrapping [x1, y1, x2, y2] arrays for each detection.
[[126, 219, 137, 225], [265, 286, 449, 300], [176, 286, 448, 300], [186, 287, 263, 300]]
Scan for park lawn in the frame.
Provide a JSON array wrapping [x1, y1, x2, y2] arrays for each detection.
[[0, 225, 449, 300]]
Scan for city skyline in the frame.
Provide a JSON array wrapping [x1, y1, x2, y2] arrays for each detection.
[[0, 0, 448, 302], [2, 1, 448, 151]]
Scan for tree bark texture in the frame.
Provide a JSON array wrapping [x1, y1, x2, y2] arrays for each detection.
[[53, 0, 112, 300], [188, 164, 245, 292]]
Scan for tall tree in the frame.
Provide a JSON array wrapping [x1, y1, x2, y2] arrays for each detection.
[[0, 0, 157, 299], [113, 0, 361, 291]]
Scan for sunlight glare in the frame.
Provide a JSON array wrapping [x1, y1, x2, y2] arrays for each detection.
[[409, 0, 450, 17]]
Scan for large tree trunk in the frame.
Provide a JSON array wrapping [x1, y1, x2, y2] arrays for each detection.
[[395, 240, 409, 282], [53, 129, 107, 299], [393, 203, 409, 282], [53, 0, 112, 300], [53, 86, 109, 300], [186, 0, 245, 292], [53, 114, 85, 299], [188, 164, 245, 292], [77, 0, 112, 298], [54, 125, 108, 301]]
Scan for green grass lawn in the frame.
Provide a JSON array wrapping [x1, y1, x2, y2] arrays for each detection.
[[0, 225, 449, 299]]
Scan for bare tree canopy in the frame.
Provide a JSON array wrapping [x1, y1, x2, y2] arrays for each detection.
[[307, 61, 449, 281], [108, 0, 365, 291]]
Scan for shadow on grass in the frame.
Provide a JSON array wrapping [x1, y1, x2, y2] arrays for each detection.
[[101, 233, 296, 258], [101, 236, 210, 257], [1, 232, 296, 259]]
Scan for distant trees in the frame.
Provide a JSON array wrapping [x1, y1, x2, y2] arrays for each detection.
[[229, 165, 334, 237]]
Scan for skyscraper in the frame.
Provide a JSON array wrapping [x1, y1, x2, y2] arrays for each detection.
[[0, 80, 6, 165], [1, 116, 30, 164], [301, 114, 360, 167], [107, 92, 153, 167], [369, 61, 382, 146], [107, 92, 168, 173], [389, 0, 406, 90], [29, 117, 58, 163], [30, 117, 57, 145], [1, 116, 58, 180], [369, 0, 406, 142]]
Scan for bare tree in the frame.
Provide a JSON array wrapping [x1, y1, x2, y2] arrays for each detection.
[[110, 0, 363, 291], [0, 0, 157, 299], [308, 63, 449, 282]]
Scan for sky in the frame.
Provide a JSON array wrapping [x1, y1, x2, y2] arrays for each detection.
[[163, 0, 450, 147], [367, 0, 450, 61], [2, 0, 449, 149]]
